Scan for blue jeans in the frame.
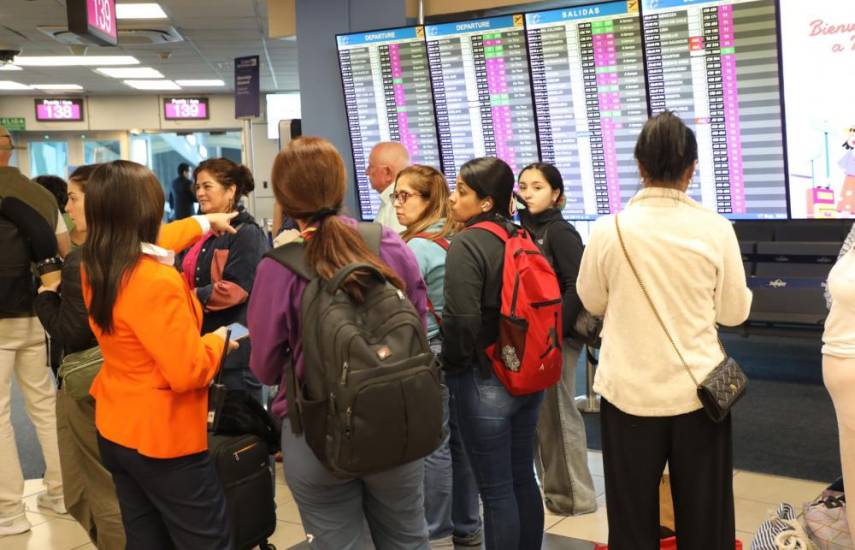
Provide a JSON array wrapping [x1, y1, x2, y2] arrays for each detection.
[[423, 383, 482, 542], [446, 368, 545, 550]]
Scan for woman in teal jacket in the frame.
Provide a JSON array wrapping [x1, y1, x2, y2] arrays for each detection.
[[394, 165, 483, 548]]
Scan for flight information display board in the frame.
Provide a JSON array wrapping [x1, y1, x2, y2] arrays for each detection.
[[642, 0, 788, 219], [426, 15, 539, 182], [337, 26, 440, 220], [527, 1, 648, 220]]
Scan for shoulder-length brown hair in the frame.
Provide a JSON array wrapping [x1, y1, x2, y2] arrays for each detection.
[[82, 161, 164, 333], [396, 165, 458, 242], [272, 137, 404, 299]]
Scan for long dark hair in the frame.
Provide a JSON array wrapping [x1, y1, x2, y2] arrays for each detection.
[[271, 137, 404, 300], [396, 165, 458, 242], [82, 161, 164, 333], [458, 157, 514, 218]]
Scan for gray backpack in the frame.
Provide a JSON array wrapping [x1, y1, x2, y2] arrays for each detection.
[[265, 222, 443, 478]]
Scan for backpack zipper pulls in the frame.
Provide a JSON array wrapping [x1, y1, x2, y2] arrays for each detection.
[[340, 361, 349, 385], [345, 407, 353, 438]]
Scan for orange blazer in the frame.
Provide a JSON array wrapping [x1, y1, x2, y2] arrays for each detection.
[[82, 217, 224, 459]]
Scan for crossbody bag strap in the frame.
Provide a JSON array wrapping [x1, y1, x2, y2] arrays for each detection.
[[614, 214, 701, 387]]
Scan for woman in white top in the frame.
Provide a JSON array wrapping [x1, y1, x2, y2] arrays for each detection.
[[578, 111, 752, 548], [823, 245, 855, 539]]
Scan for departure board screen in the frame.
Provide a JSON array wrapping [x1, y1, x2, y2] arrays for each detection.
[[642, 0, 787, 219], [337, 26, 440, 220], [527, 1, 648, 220], [426, 15, 539, 182]]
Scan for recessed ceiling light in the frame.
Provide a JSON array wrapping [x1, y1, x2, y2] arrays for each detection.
[[124, 79, 181, 90], [116, 3, 168, 19], [96, 67, 164, 79], [0, 81, 31, 90], [14, 56, 139, 67], [0, 65, 22, 71], [33, 84, 84, 90], [175, 79, 226, 87]]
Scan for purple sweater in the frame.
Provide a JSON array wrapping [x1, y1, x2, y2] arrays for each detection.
[[248, 218, 428, 417]]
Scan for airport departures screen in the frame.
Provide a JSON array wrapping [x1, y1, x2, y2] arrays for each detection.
[[336, 0, 801, 221]]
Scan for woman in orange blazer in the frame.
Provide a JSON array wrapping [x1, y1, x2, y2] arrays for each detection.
[[81, 160, 238, 550]]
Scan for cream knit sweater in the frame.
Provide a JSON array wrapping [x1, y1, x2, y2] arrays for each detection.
[[578, 187, 752, 417]]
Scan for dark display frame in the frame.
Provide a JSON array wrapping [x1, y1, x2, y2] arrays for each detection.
[[34, 98, 86, 122]]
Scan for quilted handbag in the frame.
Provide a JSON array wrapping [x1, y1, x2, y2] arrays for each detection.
[[58, 346, 103, 400], [804, 491, 854, 549], [751, 503, 818, 550]]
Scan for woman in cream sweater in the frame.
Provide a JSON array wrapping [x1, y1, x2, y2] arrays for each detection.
[[578, 111, 752, 548]]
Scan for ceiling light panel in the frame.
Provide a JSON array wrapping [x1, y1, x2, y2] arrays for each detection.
[[96, 67, 164, 79], [33, 84, 84, 90], [0, 65, 22, 71], [123, 79, 181, 90], [14, 56, 139, 67], [175, 80, 226, 87], [116, 3, 168, 19], [0, 81, 31, 90]]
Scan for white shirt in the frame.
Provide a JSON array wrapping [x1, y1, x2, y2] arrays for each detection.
[[375, 185, 404, 233], [578, 187, 752, 416], [140, 215, 210, 266], [823, 248, 855, 358], [55, 211, 67, 235]]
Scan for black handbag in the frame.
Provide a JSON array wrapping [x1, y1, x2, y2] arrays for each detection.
[[615, 215, 747, 423]]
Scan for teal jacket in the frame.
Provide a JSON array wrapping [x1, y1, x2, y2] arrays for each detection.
[[406, 220, 449, 340]]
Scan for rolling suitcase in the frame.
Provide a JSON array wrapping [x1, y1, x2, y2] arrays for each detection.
[[208, 433, 278, 550]]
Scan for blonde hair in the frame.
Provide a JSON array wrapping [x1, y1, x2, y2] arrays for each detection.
[[396, 165, 459, 242]]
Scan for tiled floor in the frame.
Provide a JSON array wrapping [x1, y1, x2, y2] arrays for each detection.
[[3, 452, 828, 549]]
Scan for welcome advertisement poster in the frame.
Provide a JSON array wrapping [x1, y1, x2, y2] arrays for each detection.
[[782, 0, 855, 219]]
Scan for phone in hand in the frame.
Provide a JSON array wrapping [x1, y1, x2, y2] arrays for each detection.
[[226, 322, 250, 341]]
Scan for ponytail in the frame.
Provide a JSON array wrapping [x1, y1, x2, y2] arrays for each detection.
[[305, 216, 404, 302]]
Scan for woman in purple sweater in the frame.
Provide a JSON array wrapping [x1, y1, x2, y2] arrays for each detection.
[[248, 137, 430, 550]]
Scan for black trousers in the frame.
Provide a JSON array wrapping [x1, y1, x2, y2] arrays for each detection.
[[97, 434, 233, 550], [600, 398, 735, 550]]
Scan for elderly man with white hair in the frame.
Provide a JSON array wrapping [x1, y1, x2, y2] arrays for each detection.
[[366, 141, 410, 233]]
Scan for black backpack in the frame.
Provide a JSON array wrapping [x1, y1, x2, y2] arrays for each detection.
[[264, 222, 443, 478], [0, 214, 36, 316]]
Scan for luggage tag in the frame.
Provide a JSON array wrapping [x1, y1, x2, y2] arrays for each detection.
[[207, 329, 231, 433]]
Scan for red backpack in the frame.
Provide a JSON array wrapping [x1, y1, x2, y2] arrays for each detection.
[[471, 221, 563, 395]]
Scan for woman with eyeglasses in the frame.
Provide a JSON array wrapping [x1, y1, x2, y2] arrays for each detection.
[[393, 165, 483, 547]]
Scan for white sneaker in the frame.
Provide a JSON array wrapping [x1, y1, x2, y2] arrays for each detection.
[[36, 492, 67, 515], [0, 512, 31, 537]]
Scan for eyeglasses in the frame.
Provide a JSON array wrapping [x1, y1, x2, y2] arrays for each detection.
[[391, 190, 423, 204]]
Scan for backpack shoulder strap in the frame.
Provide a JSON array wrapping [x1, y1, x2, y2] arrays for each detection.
[[263, 242, 314, 280], [357, 222, 383, 256], [470, 221, 508, 242], [413, 232, 450, 251]]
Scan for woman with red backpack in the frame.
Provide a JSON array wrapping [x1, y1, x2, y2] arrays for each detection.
[[442, 157, 552, 550], [393, 165, 483, 547]]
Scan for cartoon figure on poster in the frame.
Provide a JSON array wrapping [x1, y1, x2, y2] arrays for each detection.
[[838, 127, 855, 215]]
